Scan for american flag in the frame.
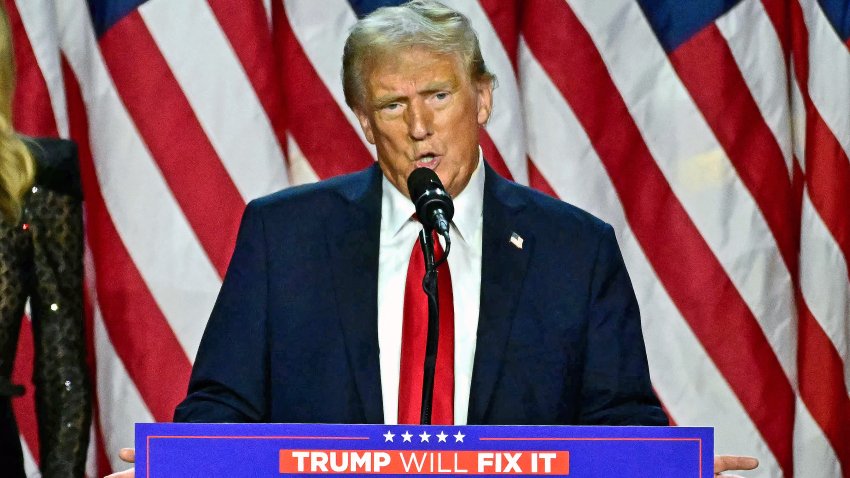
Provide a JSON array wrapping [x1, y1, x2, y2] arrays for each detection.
[[6, 0, 848, 476]]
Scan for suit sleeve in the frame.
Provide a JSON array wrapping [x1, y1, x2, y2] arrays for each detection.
[[174, 200, 269, 422], [578, 224, 668, 426]]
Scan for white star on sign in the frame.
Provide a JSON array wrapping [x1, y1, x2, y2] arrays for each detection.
[[402, 431, 413, 443], [453, 431, 465, 443], [436, 431, 448, 443], [383, 431, 395, 442], [419, 431, 431, 443]]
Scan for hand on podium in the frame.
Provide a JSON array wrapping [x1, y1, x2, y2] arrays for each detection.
[[104, 448, 135, 478], [714, 455, 759, 477]]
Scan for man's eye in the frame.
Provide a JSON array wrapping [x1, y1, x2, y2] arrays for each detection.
[[383, 103, 401, 111], [434, 92, 449, 100]]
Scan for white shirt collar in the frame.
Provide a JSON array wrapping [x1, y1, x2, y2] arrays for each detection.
[[381, 148, 484, 242]]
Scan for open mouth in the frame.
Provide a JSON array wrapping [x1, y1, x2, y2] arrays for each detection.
[[414, 154, 441, 169]]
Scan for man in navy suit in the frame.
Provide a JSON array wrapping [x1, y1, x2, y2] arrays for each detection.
[[109, 2, 758, 476], [171, 0, 666, 428]]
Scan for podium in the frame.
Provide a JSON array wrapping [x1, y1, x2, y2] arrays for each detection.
[[136, 423, 712, 477]]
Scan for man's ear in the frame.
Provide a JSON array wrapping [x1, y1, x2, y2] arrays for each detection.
[[355, 108, 376, 144], [476, 78, 494, 126]]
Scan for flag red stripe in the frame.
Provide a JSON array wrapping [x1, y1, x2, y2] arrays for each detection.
[[760, 0, 792, 57], [527, 159, 558, 198], [11, 317, 39, 464], [276, 9, 373, 179], [64, 58, 192, 423], [479, 128, 513, 181], [99, 12, 245, 276], [670, 25, 800, 274], [92, 401, 113, 476], [207, 0, 287, 150], [797, 293, 850, 472], [521, 2, 795, 475], [4, 0, 57, 137]]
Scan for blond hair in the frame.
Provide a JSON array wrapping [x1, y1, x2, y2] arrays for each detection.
[[0, 3, 35, 224], [341, 0, 496, 109]]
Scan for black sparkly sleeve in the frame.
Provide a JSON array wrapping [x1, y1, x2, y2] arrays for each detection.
[[28, 138, 91, 478]]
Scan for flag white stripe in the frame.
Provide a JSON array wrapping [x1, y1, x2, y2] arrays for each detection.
[[570, 0, 798, 382], [793, 399, 843, 477], [716, 0, 794, 175], [287, 133, 320, 186], [86, 423, 97, 478], [790, 65, 807, 170], [19, 435, 38, 477], [263, 0, 273, 26], [139, 0, 289, 201], [13, 0, 69, 138], [57, 0, 220, 361], [518, 41, 778, 475]]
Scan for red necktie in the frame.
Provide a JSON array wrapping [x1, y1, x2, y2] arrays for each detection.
[[398, 232, 454, 424]]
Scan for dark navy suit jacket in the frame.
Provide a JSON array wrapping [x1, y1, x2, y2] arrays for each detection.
[[174, 163, 667, 426]]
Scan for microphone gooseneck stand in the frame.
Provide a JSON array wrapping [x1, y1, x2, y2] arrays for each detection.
[[418, 227, 451, 425], [406, 167, 454, 425]]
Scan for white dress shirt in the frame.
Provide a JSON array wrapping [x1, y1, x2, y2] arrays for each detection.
[[377, 154, 484, 425]]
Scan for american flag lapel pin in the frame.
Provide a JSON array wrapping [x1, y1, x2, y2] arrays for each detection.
[[509, 232, 523, 249]]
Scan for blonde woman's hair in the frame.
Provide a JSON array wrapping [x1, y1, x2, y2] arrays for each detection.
[[342, 0, 496, 110], [0, 2, 35, 224]]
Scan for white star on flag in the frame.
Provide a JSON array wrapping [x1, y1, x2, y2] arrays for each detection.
[[437, 431, 448, 442], [453, 431, 465, 443], [402, 431, 413, 443], [419, 431, 431, 443], [383, 431, 395, 442]]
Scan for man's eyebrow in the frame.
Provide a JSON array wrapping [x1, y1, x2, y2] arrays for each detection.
[[372, 94, 405, 106], [420, 80, 455, 93]]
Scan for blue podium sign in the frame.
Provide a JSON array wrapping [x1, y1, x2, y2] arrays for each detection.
[[136, 423, 712, 477]]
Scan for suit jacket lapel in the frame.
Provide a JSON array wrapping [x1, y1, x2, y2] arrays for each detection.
[[326, 164, 385, 424], [468, 164, 533, 423]]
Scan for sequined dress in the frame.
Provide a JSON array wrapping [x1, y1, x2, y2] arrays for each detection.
[[0, 138, 91, 477]]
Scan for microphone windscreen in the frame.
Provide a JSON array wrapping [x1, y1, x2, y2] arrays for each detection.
[[407, 167, 442, 201], [407, 167, 454, 231]]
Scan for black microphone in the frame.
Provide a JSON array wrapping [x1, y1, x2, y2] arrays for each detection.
[[407, 168, 454, 236]]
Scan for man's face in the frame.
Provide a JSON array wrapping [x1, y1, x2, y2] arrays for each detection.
[[354, 47, 493, 198]]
